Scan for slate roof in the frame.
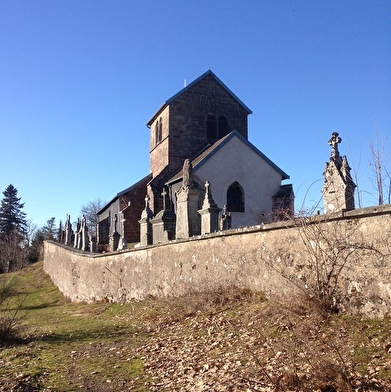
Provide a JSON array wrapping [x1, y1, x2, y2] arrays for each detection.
[[166, 131, 289, 185], [147, 70, 252, 126], [97, 173, 152, 215]]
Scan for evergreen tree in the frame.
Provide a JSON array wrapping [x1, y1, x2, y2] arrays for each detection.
[[0, 185, 28, 273], [41, 217, 57, 241], [0, 184, 27, 239], [28, 229, 45, 264]]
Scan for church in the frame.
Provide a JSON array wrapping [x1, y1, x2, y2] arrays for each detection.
[[97, 70, 293, 250]]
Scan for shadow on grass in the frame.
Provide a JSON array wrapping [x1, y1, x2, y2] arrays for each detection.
[[37, 325, 145, 345], [3, 300, 63, 312]]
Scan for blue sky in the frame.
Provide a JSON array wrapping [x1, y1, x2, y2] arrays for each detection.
[[1, 0, 390, 229]]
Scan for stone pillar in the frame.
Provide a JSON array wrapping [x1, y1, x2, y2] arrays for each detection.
[[58, 220, 64, 244], [81, 215, 89, 251], [81, 227, 89, 251], [198, 181, 221, 235], [151, 189, 176, 244], [322, 132, 356, 214], [64, 216, 72, 246], [89, 235, 97, 253], [175, 159, 202, 239], [139, 195, 154, 246], [74, 218, 81, 249]]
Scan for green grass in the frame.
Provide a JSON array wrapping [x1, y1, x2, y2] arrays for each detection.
[[1, 262, 391, 391], [0, 263, 152, 391]]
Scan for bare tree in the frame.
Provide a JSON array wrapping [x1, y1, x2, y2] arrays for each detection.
[[0, 229, 29, 273], [348, 142, 363, 208], [80, 199, 106, 237], [369, 128, 390, 205], [263, 208, 383, 313]]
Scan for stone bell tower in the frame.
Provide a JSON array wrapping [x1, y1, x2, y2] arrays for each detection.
[[322, 132, 356, 214]]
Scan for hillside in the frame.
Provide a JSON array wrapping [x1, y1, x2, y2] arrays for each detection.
[[1, 262, 391, 391]]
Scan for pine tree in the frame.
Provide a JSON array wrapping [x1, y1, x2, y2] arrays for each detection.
[[0, 184, 27, 239], [41, 217, 57, 241]]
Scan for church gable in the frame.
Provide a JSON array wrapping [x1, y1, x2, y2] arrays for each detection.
[[166, 131, 290, 228]]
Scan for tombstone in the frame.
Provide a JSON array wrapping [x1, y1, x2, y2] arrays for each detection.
[[151, 188, 176, 244], [175, 159, 202, 239], [139, 195, 154, 246], [219, 205, 232, 230], [81, 215, 89, 251], [73, 218, 81, 248], [322, 132, 356, 213], [198, 181, 221, 235], [65, 215, 72, 246], [116, 208, 129, 251], [110, 231, 121, 252], [89, 235, 97, 253], [58, 220, 64, 243], [109, 214, 120, 251]]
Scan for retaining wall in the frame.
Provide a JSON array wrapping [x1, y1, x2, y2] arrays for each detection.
[[43, 205, 391, 317]]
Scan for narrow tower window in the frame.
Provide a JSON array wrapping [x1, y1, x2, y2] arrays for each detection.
[[218, 116, 229, 138], [155, 117, 163, 145], [207, 115, 217, 140]]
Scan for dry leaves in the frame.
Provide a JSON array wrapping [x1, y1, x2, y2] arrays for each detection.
[[135, 292, 391, 391]]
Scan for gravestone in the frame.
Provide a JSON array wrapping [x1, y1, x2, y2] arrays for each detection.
[[219, 205, 232, 230], [110, 214, 120, 251], [139, 195, 154, 246], [198, 181, 221, 234], [65, 215, 72, 246], [151, 188, 176, 244], [175, 159, 202, 239], [81, 215, 89, 251]]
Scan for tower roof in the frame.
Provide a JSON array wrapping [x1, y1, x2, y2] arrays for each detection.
[[147, 70, 252, 126]]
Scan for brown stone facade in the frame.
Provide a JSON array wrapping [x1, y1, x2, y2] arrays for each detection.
[[147, 72, 251, 214], [97, 175, 151, 247], [122, 178, 150, 244]]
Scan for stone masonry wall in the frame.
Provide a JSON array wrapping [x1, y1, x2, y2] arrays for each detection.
[[44, 205, 391, 317], [167, 74, 249, 175]]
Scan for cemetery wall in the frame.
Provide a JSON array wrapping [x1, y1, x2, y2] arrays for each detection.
[[43, 205, 391, 317]]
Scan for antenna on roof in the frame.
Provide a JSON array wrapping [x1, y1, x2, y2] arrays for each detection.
[[184, 79, 187, 87]]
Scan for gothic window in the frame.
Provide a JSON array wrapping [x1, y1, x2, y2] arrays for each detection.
[[218, 116, 229, 138], [227, 182, 244, 212], [207, 115, 217, 140]]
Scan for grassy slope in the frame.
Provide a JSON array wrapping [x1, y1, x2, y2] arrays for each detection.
[[0, 262, 391, 391]]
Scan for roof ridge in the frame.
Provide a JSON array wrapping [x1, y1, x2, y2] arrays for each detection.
[[147, 70, 252, 126]]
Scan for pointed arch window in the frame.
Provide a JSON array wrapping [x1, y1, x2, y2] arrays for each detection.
[[227, 182, 244, 212], [218, 116, 229, 138]]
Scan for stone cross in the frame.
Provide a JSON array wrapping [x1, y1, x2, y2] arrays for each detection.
[[144, 195, 150, 209], [161, 188, 167, 210], [113, 214, 118, 233], [205, 180, 210, 194], [328, 132, 342, 158]]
